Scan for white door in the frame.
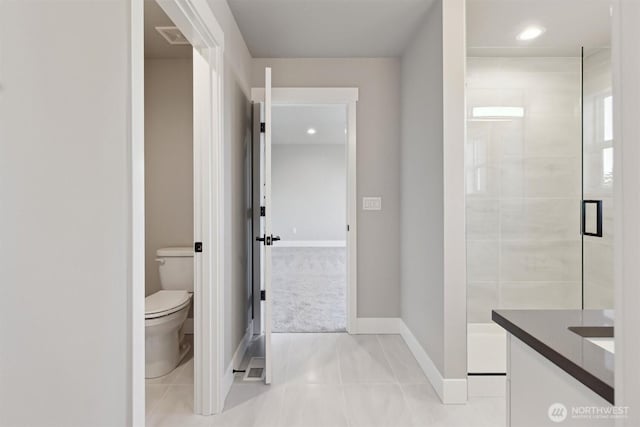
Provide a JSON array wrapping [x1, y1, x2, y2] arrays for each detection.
[[260, 67, 276, 384]]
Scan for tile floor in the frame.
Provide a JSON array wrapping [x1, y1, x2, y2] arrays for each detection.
[[146, 333, 505, 427]]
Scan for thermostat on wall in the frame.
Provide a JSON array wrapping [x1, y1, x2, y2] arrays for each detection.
[[362, 197, 382, 211]]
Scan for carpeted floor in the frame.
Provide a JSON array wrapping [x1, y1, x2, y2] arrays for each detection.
[[272, 247, 346, 332]]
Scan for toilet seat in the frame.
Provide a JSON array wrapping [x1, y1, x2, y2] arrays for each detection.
[[145, 290, 191, 319]]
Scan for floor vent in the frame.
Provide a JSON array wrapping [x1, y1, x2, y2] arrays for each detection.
[[243, 357, 265, 381]]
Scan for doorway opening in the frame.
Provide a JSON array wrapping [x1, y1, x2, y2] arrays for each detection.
[[134, 0, 226, 422], [143, 0, 195, 417], [270, 104, 349, 333], [247, 86, 358, 384]]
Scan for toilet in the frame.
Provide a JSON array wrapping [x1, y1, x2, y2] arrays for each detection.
[[145, 246, 194, 378]]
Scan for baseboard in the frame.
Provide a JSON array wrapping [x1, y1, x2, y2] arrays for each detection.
[[222, 322, 253, 403], [467, 375, 506, 397], [397, 320, 468, 404], [354, 317, 404, 334], [274, 240, 346, 248]]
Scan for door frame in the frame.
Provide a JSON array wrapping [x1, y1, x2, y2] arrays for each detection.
[[250, 87, 359, 334], [131, 0, 226, 422]]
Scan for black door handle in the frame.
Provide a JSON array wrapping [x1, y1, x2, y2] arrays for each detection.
[[256, 235, 280, 245], [582, 200, 603, 237]]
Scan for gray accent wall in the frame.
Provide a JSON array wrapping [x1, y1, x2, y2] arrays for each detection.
[[400, 0, 467, 381], [400, 0, 445, 374], [252, 58, 402, 318]]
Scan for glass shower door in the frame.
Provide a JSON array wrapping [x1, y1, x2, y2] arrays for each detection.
[[582, 48, 614, 309]]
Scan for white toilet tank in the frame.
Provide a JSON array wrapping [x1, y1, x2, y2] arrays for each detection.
[[156, 247, 194, 291]]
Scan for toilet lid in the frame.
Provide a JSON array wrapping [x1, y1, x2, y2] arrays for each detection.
[[145, 290, 191, 318]]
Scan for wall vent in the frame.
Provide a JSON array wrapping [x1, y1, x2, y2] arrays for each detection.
[[155, 26, 189, 45], [242, 357, 265, 382]]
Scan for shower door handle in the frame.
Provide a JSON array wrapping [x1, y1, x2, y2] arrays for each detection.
[[582, 200, 603, 237]]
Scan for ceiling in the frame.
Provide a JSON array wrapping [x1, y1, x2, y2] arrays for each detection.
[[144, 0, 192, 59], [467, 0, 612, 56], [273, 105, 347, 145], [227, 0, 434, 58]]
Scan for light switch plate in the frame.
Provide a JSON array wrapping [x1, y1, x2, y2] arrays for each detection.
[[363, 196, 382, 211]]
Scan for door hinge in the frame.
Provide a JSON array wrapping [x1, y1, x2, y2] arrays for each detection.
[[194, 242, 203, 253], [260, 206, 265, 216], [347, 224, 350, 232], [260, 122, 265, 133], [260, 290, 266, 301]]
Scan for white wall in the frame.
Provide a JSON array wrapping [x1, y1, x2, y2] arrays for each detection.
[[400, 0, 467, 385], [144, 57, 194, 296], [272, 144, 346, 241], [0, 2, 131, 425], [252, 58, 402, 318]]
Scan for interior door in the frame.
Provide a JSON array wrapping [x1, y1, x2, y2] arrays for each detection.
[[261, 67, 274, 384]]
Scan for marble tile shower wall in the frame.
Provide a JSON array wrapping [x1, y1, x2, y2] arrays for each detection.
[[583, 49, 614, 308], [466, 57, 582, 323]]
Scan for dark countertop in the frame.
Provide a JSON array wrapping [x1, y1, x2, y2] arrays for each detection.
[[492, 309, 614, 404]]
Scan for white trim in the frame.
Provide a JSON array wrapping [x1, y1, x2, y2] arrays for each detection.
[[157, 0, 224, 52], [251, 87, 358, 336], [273, 240, 346, 248], [398, 320, 467, 404], [442, 0, 468, 385], [251, 87, 359, 104], [130, 0, 145, 425], [353, 317, 468, 404], [222, 322, 253, 404], [346, 100, 357, 334]]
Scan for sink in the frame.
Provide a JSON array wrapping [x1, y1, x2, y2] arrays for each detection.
[[568, 326, 615, 354], [587, 337, 615, 353]]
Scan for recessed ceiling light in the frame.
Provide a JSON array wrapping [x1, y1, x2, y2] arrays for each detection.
[[517, 26, 545, 41], [307, 128, 317, 135]]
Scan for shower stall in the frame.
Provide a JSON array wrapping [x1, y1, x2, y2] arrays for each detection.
[[465, 48, 614, 377]]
